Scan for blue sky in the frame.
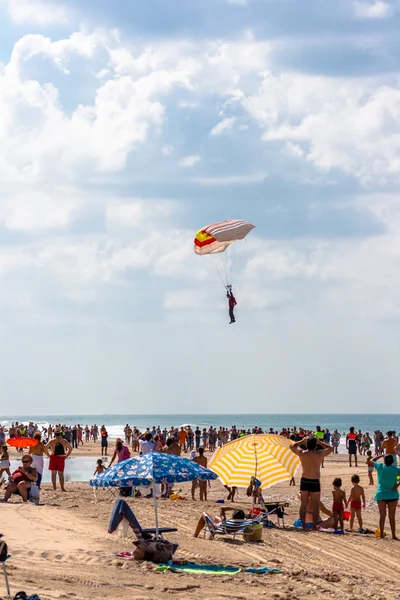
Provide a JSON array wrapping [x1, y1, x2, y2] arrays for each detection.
[[1, 0, 400, 415]]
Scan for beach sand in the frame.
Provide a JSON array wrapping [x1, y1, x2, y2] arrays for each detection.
[[1, 453, 400, 600]]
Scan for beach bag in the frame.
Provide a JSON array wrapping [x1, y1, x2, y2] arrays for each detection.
[[29, 483, 40, 505], [133, 539, 175, 563], [243, 523, 263, 542]]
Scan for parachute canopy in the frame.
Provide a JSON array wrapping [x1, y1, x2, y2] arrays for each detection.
[[194, 219, 256, 256]]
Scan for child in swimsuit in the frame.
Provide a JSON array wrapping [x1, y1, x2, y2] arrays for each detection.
[[332, 477, 347, 532], [93, 458, 106, 476], [366, 450, 374, 485], [348, 474, 365, 531], [0, 445, 11, 480]]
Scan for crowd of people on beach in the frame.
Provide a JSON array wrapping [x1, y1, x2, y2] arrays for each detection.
[[0, 420, 395, 458], [1, 420, 399, 539]]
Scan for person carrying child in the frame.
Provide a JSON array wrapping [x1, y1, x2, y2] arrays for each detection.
[[348, 474, 365, 531], [93, 459, 106, 476], [366, 450, 374, 485], [332, 477, 347, 532]]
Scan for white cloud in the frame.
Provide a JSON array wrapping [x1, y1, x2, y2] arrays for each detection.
[[282, 142, 304, 158], [353, 0, 393, 19], [191, 172, 265, 185], [7, 0, 70, 25], [106, 199, 177, 228], [210, 116, 236, 136], [179, 154, 201, 168], [161, 144, 174, 156], [241, 71, 400, 182], [0, 188, 80, 231], [164, 289, 209, 310]]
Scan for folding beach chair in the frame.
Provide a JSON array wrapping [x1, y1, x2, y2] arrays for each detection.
[[202, 513, 264, 540], [108, 499, 178, 540], [262, 502, 289, 528]]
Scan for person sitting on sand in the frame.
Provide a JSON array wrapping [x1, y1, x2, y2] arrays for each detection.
[[348, 474, 365, 531], [290, 435, 333, 530], [3, 454, 37, 503], [296, 492, 335, 529], [194, 507, 246, 538], [45, 429, 72, 492]]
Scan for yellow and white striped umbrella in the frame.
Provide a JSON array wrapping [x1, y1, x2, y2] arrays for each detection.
[[209, 434, 300, 489]]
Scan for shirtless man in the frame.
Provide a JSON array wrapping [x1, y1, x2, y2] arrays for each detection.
[[192, 448, 208, 501], [381, 431, 399, 465], [290, 436, 333, 530], [45, 430, 72, 491]]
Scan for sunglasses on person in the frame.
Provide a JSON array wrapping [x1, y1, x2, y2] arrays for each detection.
[[22, 460, 30, 464]]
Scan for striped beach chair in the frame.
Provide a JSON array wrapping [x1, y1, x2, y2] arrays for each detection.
[[202, 513, 264, 540]]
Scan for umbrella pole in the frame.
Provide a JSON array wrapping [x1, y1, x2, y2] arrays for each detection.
[[2, 562, 11, 598], [152, 482, 160, 539]]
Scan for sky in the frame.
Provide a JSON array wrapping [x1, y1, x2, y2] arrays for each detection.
[[1, 0, 400, 415]]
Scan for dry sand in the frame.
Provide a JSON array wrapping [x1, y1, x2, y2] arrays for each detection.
[[1, 453, 400, 600]]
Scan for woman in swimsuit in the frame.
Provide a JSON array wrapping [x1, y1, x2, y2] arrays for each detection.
[[0, 445, 11, 480], [108, 439, 131, 468], [29, 431, 49, 487], [45, 430, 72, 492]]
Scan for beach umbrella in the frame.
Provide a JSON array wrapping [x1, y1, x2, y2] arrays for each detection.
[[209, 434, 300, 491], [90, 452, 218, 537], [6, 438, 38, 448]]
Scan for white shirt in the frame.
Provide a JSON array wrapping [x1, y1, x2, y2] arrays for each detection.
[[139, 440, 154, 455]]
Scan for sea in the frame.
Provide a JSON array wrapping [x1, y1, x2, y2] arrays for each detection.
[[1, 413, 399, 439], [2, 414, 398, 483]]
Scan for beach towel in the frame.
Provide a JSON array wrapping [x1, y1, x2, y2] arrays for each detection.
[[155, 561, 282, 575]]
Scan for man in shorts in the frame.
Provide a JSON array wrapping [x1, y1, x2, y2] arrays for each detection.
[[290, 436, 333, 530]]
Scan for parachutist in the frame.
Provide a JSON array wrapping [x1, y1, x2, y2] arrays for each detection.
[[227, 289, 237, 324]]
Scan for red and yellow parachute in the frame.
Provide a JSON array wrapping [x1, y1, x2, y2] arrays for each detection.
[[194, 219, 255, 286]]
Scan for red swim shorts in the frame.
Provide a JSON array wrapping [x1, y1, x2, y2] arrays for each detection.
[[350, 500, 362, 510], [49, 455, 66, 472]]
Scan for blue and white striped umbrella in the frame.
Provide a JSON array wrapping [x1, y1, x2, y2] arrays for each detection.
[[90, 452, 218, 488]]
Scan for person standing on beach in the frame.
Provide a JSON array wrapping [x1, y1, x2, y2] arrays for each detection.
[[191, 448, 208, 501], [100, 426, 109, 457], [367, 452, 400, 539], [331, 430, 341, 454], [346, 427, 358, 467], [381, 431, 399, 465], [45, 430, 72, 492], [290, 436, 333, 530]]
